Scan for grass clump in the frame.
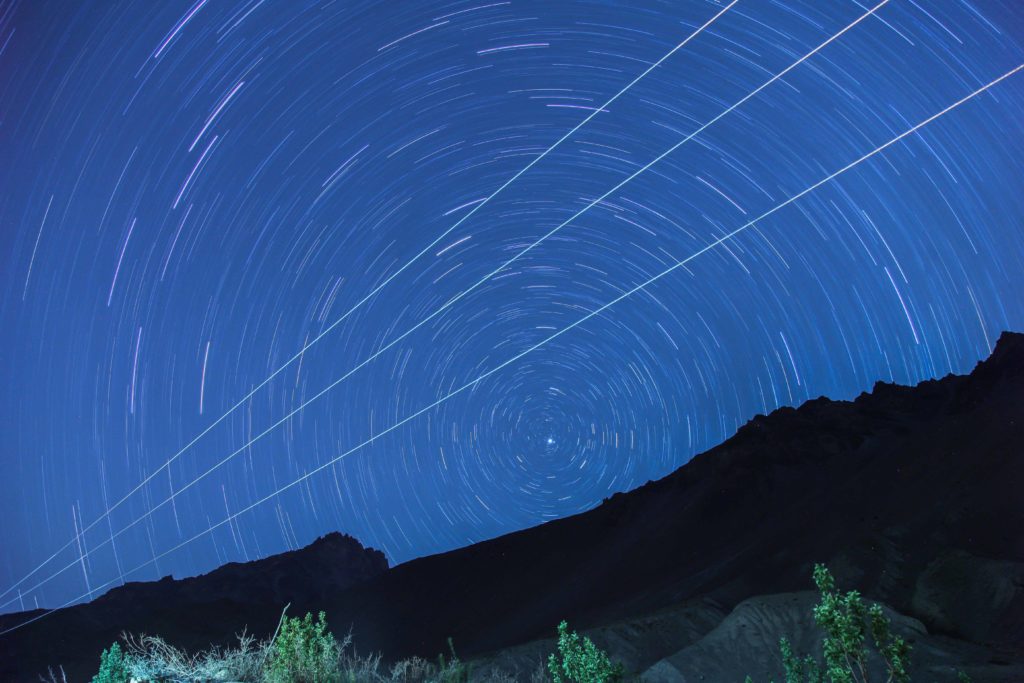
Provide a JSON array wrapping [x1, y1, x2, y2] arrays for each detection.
[[546, 621, 623, 683]]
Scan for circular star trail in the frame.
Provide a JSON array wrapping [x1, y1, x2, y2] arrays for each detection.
[[0, 0, 1022, 613]]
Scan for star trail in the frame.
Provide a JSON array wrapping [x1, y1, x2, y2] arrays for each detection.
[[0, 0, 1022, 620]]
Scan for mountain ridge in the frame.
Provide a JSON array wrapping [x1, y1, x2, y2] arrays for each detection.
[[1, 332, 1021, 681]]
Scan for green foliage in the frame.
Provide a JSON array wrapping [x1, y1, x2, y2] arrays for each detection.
[[748, 565, 913, 683], [91, 642, 131, 683], [811, 564, 868, 683], [866, 604, 910, 683], [546, 620, 624, 683], [810, 564, 910, 683], [434, 636, 472, 683], [779, 636, 823, 683], [264, 610, 342, 683], [82, 614, 510, 683], [81, 565, 968, 683]]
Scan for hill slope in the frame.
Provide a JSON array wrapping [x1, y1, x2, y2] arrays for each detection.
[[2, 333, 1022, 681]]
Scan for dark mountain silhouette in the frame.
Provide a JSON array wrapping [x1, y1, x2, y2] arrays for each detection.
[[0, 532, 387, 680], [2, 332, 1022, 682], [98, 530, 388, 609]]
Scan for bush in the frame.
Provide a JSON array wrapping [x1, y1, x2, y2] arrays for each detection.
[[83, 616, 513, 683], [123, 630, 265, 682], [748, 564, 912, 683], [546, 620, 623, 683], [806, 563, 910, 683], [435, 637, 472, 683], [91, 642, 131, 683], [264, 610, 342, 683]]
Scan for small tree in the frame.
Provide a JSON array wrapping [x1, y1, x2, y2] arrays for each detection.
[[90, 642, 131, 683], [264, 610, 341, 683], [547, 620, 624, 683], [754, 564, 911, 683], [810, 564, 910, 683]]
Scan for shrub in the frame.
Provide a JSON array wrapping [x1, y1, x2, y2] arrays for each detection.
[[546, 620, 623, 683], [123, 630, 265, 682], [90, 642, 131, 683], [388, 655, 433, 682], [264, 610, 342, 683], [435, 637, 472, 683], [747, 564, 911, 683], [809, 563, 910, 683], [81, 613, 509, 683], [778, 636, 823, 683], [744, 564, 983, 683]]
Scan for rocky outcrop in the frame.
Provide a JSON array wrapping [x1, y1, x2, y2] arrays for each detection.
[[94, 531, 388, 609]]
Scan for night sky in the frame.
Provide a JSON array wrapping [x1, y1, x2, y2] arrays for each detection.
[[1, 0, 1022, 618]]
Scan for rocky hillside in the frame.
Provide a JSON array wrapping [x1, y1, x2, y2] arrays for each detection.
[[0, 532, 387, 680], [2, 333, 1022, 682]]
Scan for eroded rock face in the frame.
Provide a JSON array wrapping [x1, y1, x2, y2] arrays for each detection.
[[910, 550, 1024, 644], [638, 593, 1022, 683], [466, 598, 729, 680], [467, 591, 1023, 683]]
